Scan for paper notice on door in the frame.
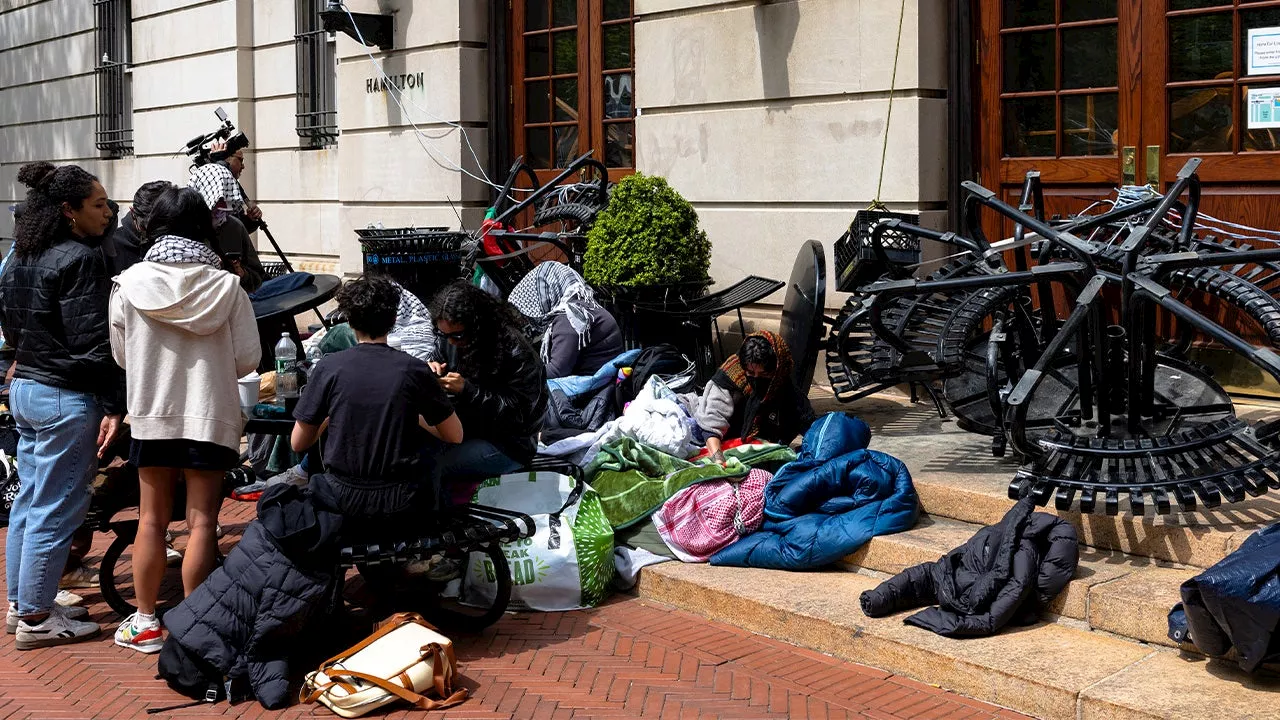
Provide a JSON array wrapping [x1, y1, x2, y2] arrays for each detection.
[[1248, 27, 1280, 76], [1247, 87, 1280, 129]]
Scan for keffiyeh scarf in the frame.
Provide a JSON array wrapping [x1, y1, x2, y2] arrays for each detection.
[[712, 330, 794, 441], [188, 163, 245, 214], [144, 235, 223, 269], [508, 261, 601, 363]]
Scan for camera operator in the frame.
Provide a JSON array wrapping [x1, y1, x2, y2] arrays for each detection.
[[210, 139, 262, 231], [188, 163, 265, 293]]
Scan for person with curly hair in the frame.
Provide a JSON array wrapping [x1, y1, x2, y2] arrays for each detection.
[[686, 331, 815, 464], [108, 186, 262, 653], [429, 281, 548, 504], [292, 276, 462, 521], [0, 162, 124, 649]]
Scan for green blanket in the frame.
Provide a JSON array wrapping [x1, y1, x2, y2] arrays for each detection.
[[585, 439, 797, 529]]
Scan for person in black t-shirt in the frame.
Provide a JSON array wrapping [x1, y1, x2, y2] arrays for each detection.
[[292, 276, 462, 518]]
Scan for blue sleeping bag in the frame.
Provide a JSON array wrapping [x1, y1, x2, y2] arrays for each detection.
[[711, 413, 919, 570]]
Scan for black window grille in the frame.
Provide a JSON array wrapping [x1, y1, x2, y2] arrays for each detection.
[[94, 0, 132, 156], [295, 0, 338, 147]]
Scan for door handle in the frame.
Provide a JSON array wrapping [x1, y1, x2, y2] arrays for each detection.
[[1121, 146, 1137, 186], [1146, 145, 1161, 186]]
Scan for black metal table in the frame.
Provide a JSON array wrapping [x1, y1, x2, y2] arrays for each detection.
[[252, 273, 341, 372]]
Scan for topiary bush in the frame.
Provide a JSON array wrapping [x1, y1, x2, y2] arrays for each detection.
[[583, 173, 711, 290]]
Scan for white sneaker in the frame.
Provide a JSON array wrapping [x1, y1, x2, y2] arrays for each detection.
[[15, 608, 100, 650], [55, 589, 83, 607], [7, 602, 89, 635], [58, 565, 98, 589], [114, 612, 164, 654], [266, 464, 310, 488], [166, 544, 183, 566]]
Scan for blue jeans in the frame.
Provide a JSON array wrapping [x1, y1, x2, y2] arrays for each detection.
[[5, 380, 103, 614], [435, 439, 521, 506]]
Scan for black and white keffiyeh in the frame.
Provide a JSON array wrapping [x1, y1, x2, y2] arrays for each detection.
[[144, 235, 224, 269], [392, 281, 439, 362], [508, 261, 600, 362], [188, 163, 245, 213]]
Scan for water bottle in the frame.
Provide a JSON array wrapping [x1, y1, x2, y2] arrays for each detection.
[[274, 332, 299, 407]]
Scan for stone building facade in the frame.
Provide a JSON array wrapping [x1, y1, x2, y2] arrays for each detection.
[[1, 0, 949, 304]]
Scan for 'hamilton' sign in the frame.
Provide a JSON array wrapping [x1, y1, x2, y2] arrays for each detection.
[[367, 72, 424, 93]]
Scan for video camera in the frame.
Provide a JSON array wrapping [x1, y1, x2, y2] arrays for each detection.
[[183, 106, 250, 166]]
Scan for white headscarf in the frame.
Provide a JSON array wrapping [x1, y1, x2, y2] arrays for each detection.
[[508, 261, 600, 361]]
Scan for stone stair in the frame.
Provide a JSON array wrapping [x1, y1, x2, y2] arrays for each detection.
[[636, 391, 1280, 719]]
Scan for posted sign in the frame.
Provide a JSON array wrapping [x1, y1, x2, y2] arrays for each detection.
[[1248, 27, 1280, 76], [1247, 87, 1280, 129]]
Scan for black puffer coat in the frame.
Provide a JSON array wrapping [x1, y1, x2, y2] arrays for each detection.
[[859, 498, 1078, 638], [0, 235, 125, 413], [438, 330, 547, 462], [161, 483, 344, 709]]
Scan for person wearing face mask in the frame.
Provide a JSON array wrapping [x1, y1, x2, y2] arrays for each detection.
[[0, 162, 125, 649], [187, 163, 265, 293], [209, 139, 262, 233], [685, 331, 815, 464]]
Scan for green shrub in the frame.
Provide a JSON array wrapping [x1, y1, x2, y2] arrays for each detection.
[[584, 173, 711, 289]]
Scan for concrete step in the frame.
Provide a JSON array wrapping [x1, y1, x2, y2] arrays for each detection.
[[841, 514, 1194, 648], [637, 562, 1280, 720], [830, 392, 1280, 568]]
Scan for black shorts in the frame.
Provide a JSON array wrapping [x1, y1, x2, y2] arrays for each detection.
[[129, 438, 239, 472]]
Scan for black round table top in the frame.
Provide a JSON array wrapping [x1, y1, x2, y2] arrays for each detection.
[[251, 274, 341, 323]]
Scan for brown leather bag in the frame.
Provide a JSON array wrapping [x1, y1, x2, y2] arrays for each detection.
[[300, 612, 468, 717]]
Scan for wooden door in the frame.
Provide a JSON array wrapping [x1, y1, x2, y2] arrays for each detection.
[[976, 0, 1141, 241], [510, 0, 636, 191], [1141, 0, 1280, 229], [977, 0, 1280, 237]]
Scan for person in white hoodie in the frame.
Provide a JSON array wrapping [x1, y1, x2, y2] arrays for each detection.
[[108, 187, 261, 653]]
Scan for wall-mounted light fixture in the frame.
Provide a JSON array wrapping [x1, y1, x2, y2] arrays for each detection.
[[320, 0, 393, 51]]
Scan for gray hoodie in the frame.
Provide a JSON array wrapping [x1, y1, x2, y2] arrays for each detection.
[[109, 262, 261, 450]]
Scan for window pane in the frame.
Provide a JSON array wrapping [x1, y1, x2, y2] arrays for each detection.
[[554, 78, 578, 121], [1244, 85, 1280, 151], [525, 0, 548, 31], [1002, 0, 1052, 28], [604, 73, 633, 119], [1060, 0, 1115, 22], [1169, 86, 1232, 153], [526, 127, 552, 169], [1171, 0, 1229, 9], [1062, 25, 1117, 89], [1003, 31, 1055, 92], [554, 125, 579, 167], [553, 30, 577, 75], [525, 34, 549, 77], [1003, 96, 1056, 157], [1242, 8, 1280, 74], [605, 122, 634, 168], [1169, 13, 1233, 83], [526, 80, 550, 124], [604, 0, 630, 21], [1062, 93, 1118, 156], [552, 0, 575, 27], [603, 24, 631, 70]]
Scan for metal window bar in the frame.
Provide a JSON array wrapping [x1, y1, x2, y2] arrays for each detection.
[[295, 0, 338, 146], [94, 0, 133, 156]]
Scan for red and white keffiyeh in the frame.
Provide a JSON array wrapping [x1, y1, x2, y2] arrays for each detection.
[[653, 468, 772, 563]]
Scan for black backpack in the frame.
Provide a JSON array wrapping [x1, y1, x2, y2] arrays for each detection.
[[152, 638, 247, 714], [614, 344, 695, 409]]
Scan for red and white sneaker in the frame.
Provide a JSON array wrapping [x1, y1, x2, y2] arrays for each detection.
[[114, 612, 163, 654]]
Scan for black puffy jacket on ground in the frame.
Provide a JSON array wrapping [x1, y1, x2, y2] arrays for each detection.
[[161, 483, 345, 709], [859, 497, 1078, 638], [0, 235, 125, 413]]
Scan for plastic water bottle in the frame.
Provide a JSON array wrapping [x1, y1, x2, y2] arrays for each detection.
[[274, 332, 299, 407]]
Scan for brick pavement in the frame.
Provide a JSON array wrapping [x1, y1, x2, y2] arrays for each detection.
[[0, 499, 1029, 719]]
